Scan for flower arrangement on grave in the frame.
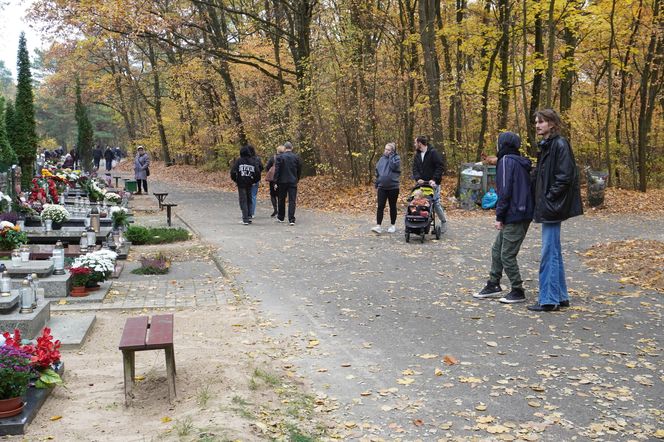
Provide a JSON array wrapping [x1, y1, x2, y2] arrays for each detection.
[[104, 192, 122, 206], [110, 206, 130, 229], [70, 249, 117, 284], [28, 176, 60, 205], [0, 345, 32, 399], [14, 196, 39, 219], [0, 221, 28, 251], [82, 178, 107, 202], [2, 328, 63, 389], [0, 191, 12, 213], [69, 266, 92, 287], [41, 168, 70, 194], [40, 204, 70, 224]]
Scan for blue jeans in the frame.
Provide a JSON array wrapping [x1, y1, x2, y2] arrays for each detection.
[[250, 182, 259, 216], [431, 184, 446, 223], [538, 223, 569, 305]]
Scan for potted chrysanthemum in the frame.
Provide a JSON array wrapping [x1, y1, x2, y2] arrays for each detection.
[[40, 204, 70, 230], [0, 345, 32, 416]]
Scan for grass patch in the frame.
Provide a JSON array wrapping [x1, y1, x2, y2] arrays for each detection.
[[197, 385, 212, 408], [252, 368, 281, 387], [174, 416, 194, 437], [126, 226, 190, 245]]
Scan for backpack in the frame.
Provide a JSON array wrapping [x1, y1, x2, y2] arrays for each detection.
[[482, 187, 498, 209]]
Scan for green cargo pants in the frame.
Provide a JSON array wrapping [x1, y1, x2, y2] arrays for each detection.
[[489, 221, 530, 289]]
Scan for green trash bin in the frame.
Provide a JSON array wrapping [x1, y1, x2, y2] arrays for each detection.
[[124, 180, 138, 192]]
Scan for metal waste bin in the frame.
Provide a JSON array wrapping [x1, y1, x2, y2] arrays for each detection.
[[586, 169, 608, 207], [124, 180, 138, 193], [459, 163, 484, 210]]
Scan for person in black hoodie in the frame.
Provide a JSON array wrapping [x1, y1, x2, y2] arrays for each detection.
[[475, 132, 534, 304], [528, 109, 583, 312], [231, 145, 261, 225], [412, 136, 447, 227], [274, 142, 302, 225]]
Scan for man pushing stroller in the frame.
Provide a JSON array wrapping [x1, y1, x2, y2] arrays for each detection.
[[412, 136, 447, 231]]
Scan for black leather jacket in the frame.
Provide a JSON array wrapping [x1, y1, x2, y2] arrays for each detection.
[[533, 135, 583, 223]]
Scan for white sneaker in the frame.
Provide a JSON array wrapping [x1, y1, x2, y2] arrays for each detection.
[[371, 225, 382, 234], [387, 225, 396, 233]]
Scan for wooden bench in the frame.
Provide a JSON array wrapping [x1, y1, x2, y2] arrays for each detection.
[[118, 314, 176, 405], [153, 192, 168, 210], [162, 203, 177, 226]]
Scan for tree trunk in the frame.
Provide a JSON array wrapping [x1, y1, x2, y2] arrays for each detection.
[[637, 0, 663, 191], [527, 0, 544, 155], [603, 0, 617, 184], [418, 0, 447, 172], [498, 0, 510, 130], [476, 38, 502, 161], [400, 0, 418, 158], [146, 40, 171, 164], [545, 0, 556, 108]]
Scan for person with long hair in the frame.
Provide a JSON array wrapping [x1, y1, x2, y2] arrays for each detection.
[[528, 109, 583, 312]]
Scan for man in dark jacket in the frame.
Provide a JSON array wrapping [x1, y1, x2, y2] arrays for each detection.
[[231, 145, 261, 225], [92, 145, 103, 170], [528, 109, 583, 312], [274, 141, 302, 225], [475, 132, 534, 304], [104, 145, 115, 171], [412, 136, 447, 227]]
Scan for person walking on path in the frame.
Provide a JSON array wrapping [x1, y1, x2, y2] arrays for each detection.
[[412, 136, 447, 229], [265, 145, 285, 217], [231, 145, 261, 225], [104, 145, 115, 172], [134, 146, 150, 194], [274, 141, 302, 226], [474, 132, 534, 304], [528, 109, 583, 312], [92, 145, 102, 170], [372, 142, 401, 234], [247, 145, 263, 219]]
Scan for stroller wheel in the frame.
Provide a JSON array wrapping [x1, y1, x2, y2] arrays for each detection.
[[435, 225, 441, 240], [420, 234, 425, 243], [405, 232, 410, 243]]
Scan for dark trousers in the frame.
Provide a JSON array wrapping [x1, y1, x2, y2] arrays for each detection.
[[277, 184, 297, 222], [105, 159, 113, 171], [136, 179, 148, 193], [377, 188, 399, 225], [93, 159, 100, 169], [238, 186, 252, 222], [269, 182, 278, 213]]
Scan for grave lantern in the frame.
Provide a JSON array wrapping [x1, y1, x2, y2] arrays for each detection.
[[79, 232, 88, 254], [90, 206, 100, 233], [19, 245, 30, 262], [53, 241, 65, 275], [31, 273, 40, 308], [86, 227, 96, 249], [19, 279, 33, 314], [0, 271, 11, 296]]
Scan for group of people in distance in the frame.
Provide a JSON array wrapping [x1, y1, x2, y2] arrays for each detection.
[[229, 108, 580, 312], [230, 141, 302, 226]]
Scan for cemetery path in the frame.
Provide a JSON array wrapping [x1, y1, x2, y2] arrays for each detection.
[[157, 180, 664, 441]]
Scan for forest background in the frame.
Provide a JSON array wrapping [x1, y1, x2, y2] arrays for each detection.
[[0, 0, 662, 191]]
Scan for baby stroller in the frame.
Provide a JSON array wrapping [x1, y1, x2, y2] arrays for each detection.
[[404, 184, 443, 243]]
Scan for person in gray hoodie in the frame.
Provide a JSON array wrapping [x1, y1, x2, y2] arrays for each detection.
[[475, 132, 534, 304], [372, 142, 401, 234]]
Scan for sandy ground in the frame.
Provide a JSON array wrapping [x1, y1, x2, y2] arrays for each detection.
[[11, 285, 330, 441]]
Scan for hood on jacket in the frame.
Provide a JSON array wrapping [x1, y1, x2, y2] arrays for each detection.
[[497, 132, 521, 159], [240, 146, 251, 157]]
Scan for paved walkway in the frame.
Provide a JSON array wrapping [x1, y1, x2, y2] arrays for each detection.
[[133, 176, 664, 441], [58, 175, 664, 440]]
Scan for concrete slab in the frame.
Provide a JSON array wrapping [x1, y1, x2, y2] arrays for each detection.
[[5, 260, 54, 278], [48, 314, 96, 349], [58, 280, 112, 303], [0, 298, 50, 339], [0, 292, 19, 313], [15, 273, 72, 299]]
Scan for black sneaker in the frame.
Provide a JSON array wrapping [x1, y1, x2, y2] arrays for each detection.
[[527, 303, 560, 312], [270, 211, 277, 217], [559, 300, 570, 308], [473, 281, 503, 299], [499, 288, 526, 304]]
